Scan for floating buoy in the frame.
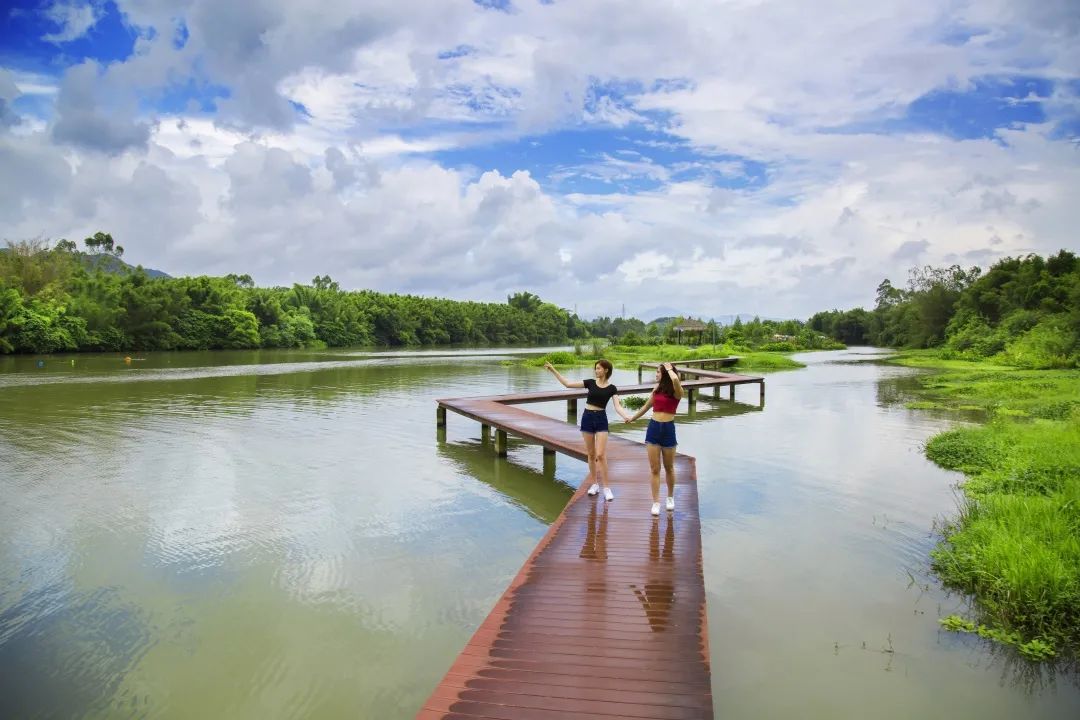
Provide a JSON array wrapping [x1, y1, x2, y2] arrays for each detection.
[[71, 359, 76, 366], [36, 360, 45, 368], [124, 356, 132, 364]]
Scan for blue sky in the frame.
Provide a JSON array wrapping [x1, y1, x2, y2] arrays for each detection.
[[1, 0, 1078, 319]]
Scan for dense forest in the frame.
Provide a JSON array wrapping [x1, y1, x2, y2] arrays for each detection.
[[0, 234, 840, 354], [4, 235, 1076, 363], [808, 251, 1080, 368], [0, 237, 590, 352]]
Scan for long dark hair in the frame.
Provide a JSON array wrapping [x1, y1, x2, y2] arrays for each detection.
[[656, 364, 678, 397]]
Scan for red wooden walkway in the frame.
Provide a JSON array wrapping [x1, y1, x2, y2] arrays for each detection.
[[421, 371, 763, 719]]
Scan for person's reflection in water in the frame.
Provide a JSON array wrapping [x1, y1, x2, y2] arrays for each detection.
[[632, 515, 676, 632], [579, 500, 609, 561]]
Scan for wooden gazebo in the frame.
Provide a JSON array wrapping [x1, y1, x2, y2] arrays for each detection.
[[673, 318, 708, 345]]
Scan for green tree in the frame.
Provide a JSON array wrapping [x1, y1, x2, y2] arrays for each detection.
[[508, 291, 543, 313]]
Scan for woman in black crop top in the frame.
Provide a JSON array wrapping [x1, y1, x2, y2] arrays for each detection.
[[544, 359, 631, 502]]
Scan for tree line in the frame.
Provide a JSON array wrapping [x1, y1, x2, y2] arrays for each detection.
[[808, 250, 1080, 368], [0, 239, 591, 353]]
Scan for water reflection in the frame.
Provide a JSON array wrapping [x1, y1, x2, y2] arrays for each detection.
[[631, 516, 676, 633], [434, 439, 573, 524], [578, 501, 608, 561]]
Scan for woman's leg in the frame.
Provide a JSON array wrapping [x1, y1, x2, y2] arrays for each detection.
[[647, 443, 662, 504], [582, 432, 596, 487], [594, 431, 610, 489], [661, 446, 677, 498]]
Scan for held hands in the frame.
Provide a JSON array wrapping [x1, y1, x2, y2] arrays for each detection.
[[543, 361, 554, 372]]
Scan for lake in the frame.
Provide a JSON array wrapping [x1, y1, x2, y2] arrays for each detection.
[[1, 347, 1077, 718]]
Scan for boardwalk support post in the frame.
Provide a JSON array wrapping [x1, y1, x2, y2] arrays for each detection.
[[543, 447, 556, 475], [713, 385, 720, 399], [729, 384, 735, 401], [495, 430, 508, 456], [688, 388, 696, 408], [481, 424, 490, 443], [567, 398, 577, 418], [759, 381, 765, 405], [436, 406, 446, 427]]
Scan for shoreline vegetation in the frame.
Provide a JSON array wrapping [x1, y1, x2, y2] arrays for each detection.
[[813, 249, 1077, 662], [887, 351, 1079, 661], [1, 236, 845, 356], [2, 237, 838, 356]]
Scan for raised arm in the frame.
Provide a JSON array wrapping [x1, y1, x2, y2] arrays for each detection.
[[544, 361, 585, 388], [664, 362, 684, 400]]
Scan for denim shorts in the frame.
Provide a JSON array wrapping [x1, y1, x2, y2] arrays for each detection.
[[580, 409, 609, 433], [645, 419, 677, 448]]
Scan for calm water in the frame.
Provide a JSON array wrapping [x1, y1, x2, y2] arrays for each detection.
[[0, 348, 1077, 719]]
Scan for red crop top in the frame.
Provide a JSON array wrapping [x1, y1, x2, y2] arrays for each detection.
[[652, 391, 679, 414]]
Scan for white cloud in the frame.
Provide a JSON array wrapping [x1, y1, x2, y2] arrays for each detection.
[[42, 1, 104, 44], [617, 250, 674, 284], [0, 0, 1077, 320]]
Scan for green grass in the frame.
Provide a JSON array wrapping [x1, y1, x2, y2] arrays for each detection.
[[886, 348, 1010, 372], [520, 342, 805, 372], [899, 352, 1080, 659], [886, 350, 1080, 420]]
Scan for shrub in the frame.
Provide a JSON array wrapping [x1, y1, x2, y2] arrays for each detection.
[[999, 315, 1076, 369]]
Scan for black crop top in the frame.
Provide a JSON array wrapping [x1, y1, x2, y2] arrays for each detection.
[[584, 379, 618, 408]]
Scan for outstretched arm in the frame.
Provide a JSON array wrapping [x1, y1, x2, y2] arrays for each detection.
[[544, 361, 585, 388], [627, 394, 654, 423]]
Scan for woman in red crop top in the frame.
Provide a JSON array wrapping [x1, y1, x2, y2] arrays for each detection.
[[544, 359, 631, 502], [626, 362, 683, 516]]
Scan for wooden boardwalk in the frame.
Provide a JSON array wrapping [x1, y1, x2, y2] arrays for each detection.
[[421, 371, 763, 719]]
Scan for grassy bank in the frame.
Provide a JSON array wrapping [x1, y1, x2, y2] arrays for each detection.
[[521, 342, 806, 373], [888, 350, 1080, 660]]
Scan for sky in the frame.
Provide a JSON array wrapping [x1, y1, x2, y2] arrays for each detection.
[[0, 0, 1078, 321]]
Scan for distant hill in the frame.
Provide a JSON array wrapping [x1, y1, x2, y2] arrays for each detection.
[[648, 313, 784, 326], [81, 253, 171, 279], [0, 246, 171, 278], [709, 313, 786, 325]]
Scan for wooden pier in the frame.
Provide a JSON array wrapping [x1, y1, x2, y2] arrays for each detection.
[[637, 358, 739, 382], [421, 369, 763, 719]]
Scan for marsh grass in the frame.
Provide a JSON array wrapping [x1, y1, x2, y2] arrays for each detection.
[[901, 351, 1080, 659], [889, 350, 1080, 420]]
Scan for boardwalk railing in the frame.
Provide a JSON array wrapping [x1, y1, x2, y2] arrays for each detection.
[[437, 371, 764, 457], [637, 357, 739, 382], [420, 369, 764, 719]]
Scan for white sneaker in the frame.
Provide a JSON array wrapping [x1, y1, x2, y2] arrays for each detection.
[[587, 483, 599, 496], [603, 487, 615, 502], [665, 496, 675, 512], [650, 502, 660, 516]]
